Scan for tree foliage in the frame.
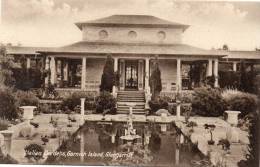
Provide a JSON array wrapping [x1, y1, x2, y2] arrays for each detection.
[[100, 55, 115, 92], [149, 58, 162, 100], [0, 45, 15, 87]]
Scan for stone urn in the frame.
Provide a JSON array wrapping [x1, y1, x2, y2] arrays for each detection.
[[225, 110, 241, 126], [19, 106, 37, 123]]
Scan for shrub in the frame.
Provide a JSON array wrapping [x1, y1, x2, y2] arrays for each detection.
[[0, 119, 9, 131], [61, 91, 95, 111], [100, 55, 115, 92], [0, 88, 18, 120], [15, 90, 39, 107], [95, 91, 116, 114], [222, 89, 257, 118], [24, 144, 44, 162], [192, 87, 227, 117], [149, 97, 169, 113]]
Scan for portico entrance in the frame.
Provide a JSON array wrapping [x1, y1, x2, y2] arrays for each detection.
[[125, 60, 138, 90]]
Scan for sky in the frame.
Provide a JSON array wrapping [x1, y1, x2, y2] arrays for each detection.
[[0, 0, 260, 50]]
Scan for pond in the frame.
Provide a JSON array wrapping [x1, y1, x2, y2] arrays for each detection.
[[46, 120, 209, 167]]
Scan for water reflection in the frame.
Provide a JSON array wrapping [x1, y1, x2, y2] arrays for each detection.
[[46, 121, 206, 166]]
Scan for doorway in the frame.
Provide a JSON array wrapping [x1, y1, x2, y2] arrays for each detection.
[[125, 60, 138, 90]]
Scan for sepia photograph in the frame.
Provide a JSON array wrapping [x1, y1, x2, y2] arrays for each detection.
[[0, 0, 259, 166]]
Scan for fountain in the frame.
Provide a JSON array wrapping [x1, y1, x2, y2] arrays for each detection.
[[120, 103, 141, 146]]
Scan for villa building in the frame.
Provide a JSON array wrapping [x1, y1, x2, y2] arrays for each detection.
[[6, 15, 260, 95]]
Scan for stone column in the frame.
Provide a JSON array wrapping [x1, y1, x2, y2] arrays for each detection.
[[1, 130, 14, 155], [176, 101, 181, 119], [138, 60, 144, 90], [81, 57, 86, 90], [45, 57, 50, 85], [176, 58, 182, 91], [207, 59, 213, 76], [233, 62, 237, 72], [64, 61, 68, 81], [80, 98, 85, 125], [119, 59, 125, 90], [112, 57, 118, 97], [214, 59, 219, 87], [145, 58, 150, 92], [26, 57, 31, 69], [50, 56, 56, 85]]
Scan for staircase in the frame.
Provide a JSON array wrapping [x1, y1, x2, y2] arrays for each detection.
[[116, 91, 146, 114]]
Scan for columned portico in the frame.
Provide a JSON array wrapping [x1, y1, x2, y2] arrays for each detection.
[[207, 59, 213, 76], [176, 58, 182, 91], [81, 57, 86, 90], [145, 58, 150, 93], [233, 61, 237, 72], [50, 56, 56, 84], [214, 59, 219, 87]]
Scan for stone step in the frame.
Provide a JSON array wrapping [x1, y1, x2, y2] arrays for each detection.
[[117, 100, 145, 102], [117, 106, 145, 110]]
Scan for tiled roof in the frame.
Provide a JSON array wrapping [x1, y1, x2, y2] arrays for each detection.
[[37, 41, 226, 57], [6, 46, 53, 55], [224, 50, 260, 60], [75, 15, 189, 30]]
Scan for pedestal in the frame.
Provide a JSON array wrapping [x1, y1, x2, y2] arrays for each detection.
[[0, 130, 14, 155], [176, 101, 181, 119], [225, 111, 241, 126], [226, 126, 240, 143], [160, 124, 167, 132], [80, 98, 85, 125]]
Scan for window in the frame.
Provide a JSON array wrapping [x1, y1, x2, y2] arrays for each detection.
[[99, 30, 108, 39], [157, 31, 166, 41], [128, 31, 137, 39]]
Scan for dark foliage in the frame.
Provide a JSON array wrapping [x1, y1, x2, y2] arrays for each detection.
[[100, 55, 115, 92], [238, 114, 259, 167], [0, 88, 18, 120], [15, 90, 39, 107], [61, 92, 95, 111], [95, 91, 116, 114], [24, 144, 44, 162], [189, 62, 206, 87], [192, 87, 227, 117], [219, 71, 240, 89], [240, 61, 257, 94], [226, 94, 257, 118], [148, 97, 169, 113], [149, 58, 162, 100]]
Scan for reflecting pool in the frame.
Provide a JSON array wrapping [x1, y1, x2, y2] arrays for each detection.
[[46, 121, 209, 166]]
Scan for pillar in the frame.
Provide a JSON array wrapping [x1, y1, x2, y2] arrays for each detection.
[[119, 60, 125, 90], [145, 58, 150, 92], [45, 57, 50, 85], [233, 62, 237, 72], [64, 61, 68, 81], [1, 130, 14, 155], [214, 59, 219, 87], [176, 58, 182, 91], [80, 130, 84, 162], [207, 59, 213, 76], [50, 57, 56, 85], [176, 101, 181, 119], [112, 58, 118, 97], [26, 57, 31, 69], [80, 98, 85, 125], [81, 57, 86, 90], [138, 60, 144, 90]]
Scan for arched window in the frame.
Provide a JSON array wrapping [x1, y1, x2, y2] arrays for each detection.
[[99, 30, 108, 39]]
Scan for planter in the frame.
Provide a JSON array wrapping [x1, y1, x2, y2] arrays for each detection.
[[19, 106, 37, 121], [225, 110, 241, 126]]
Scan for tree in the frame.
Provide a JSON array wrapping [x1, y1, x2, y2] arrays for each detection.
[[223, 44, 229, 51], [0, 44, 15, 87], [239, 61, 257, 93], [100, 55, 115, 92], [149, 58, 162, 100]]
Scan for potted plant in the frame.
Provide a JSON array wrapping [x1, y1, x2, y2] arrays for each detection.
[[204, 124, 216, 145]]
